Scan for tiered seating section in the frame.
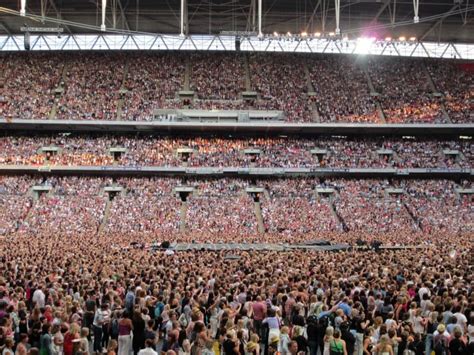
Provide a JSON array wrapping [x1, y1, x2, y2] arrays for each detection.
[[1, 135, 471, 168], [3, 176, 472, 243], [1, 53, 471, 123]]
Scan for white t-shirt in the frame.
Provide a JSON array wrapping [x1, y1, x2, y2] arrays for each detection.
[[138, 348, 158, 355], [32, 289, 46, 308], [454, 312, 468, 328], [467, 324, 474, 344], [418, 287, 430, 300]]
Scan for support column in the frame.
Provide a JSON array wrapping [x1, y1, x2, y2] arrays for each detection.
[[180, 0, 187, 36], [101, 0, 107, 31], [413, 0, 419, 23], [20, 0, 26, 16], [258, 0, 263, 37], [334, 0, 341, 35], [252, 0, 256, 32]]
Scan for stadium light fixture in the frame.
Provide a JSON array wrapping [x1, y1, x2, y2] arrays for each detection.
[[399, 36, 406, 41], [314, 32, 321, 37], [355, 37, 375, 55], [328, 32, 335, 36], [409, 36, 416, 41], [385, 36, 392, 41], [273, 31, 278, 36], [301, 31, 308, 37]]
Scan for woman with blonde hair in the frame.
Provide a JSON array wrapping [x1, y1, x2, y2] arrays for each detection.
[[373, 334, 393, 355], [323, 326, 334, 355], [63, 323, 80, 355], [246, 334, 260, 355], [107, 340, 118, 355], [279, 326, 290, 355]]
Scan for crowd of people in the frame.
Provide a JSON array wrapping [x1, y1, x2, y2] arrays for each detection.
[[1, 53, 472, 124], [260, 179, 341, 235], [426, 61, 473, 123], [55, 54, 125, 120], [307, 56, 380, 123], [331, 180, 418, 234], [191, 53, 245, 100], [0, 51, 473, 355], [1, 175, 472, 244], [0, 135, 472, 169], [368, 58, 446, 123], [0, 53, 62, 120], [249, 54, 313, 122], [0, 221, 472, 355], [122, 53, 185, 121]]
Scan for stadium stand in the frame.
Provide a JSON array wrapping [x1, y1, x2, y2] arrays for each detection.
[[1, 135, 472, 168], [1, 53, 472, 123], [0, 45, 473, 355]]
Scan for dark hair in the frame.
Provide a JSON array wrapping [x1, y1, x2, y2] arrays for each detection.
[[42, 323, 51, 334], [145, 339, 154, 348]]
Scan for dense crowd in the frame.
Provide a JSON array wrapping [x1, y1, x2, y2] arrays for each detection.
[[191, 53, 245, 100], [0, 54, 63, 120], [330, 180, 418, 234], [0, 224, 472, 355], [1, 176, 472, 243], [56, 54, 125, 120], [0, 135, 472, 169], [1, 53, 472, 123], [368, 58, 446, 123], [307, 56, 379, 123], [122, 53, 185, 121], [426, 61, 473, 123], [260, 179, 341, 235], [249, 54, 313, 122]]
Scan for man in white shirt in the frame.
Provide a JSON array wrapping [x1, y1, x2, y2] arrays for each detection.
[[453, 306, 468, 333], [138, 339, 158, 355], [32, 285, 46, 308]]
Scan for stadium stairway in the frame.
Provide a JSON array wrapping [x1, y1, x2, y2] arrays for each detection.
[[422, 63, 452, 123], [184, 56, 191, 91], [303, 62, 316, 94], [303, 62, 321, 122], [180, 201, 187, 233], [14, 197, 35, 233], [115, 61, 130, 121], [243, 54, 252, 92], [330, 200, 349, 232], [49, 63, 69, 120], [402, 202, 422, 231], [362, 64, 387, 123], [254, 200, 265, 233], [98, 198, 112, 235]]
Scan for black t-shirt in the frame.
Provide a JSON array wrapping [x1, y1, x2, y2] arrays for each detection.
[[448, 338, 468, 355], [144, 329, 156, 342], [352, 316, 364, 333], [85, 299, 96, 312], [223, 339, 238, 355]]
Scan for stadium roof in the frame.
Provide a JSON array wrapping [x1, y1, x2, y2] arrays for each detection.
[[0, 0, 473, 44]]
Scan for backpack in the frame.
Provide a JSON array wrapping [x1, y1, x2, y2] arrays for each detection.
[[154, 302, 164, 318], [433, 335, 448, 355]]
